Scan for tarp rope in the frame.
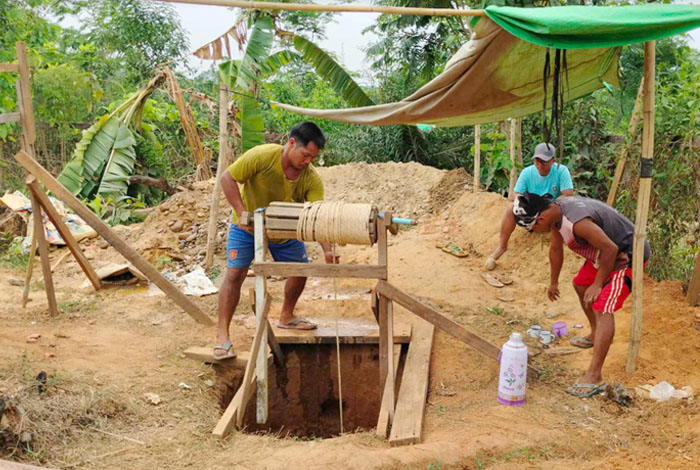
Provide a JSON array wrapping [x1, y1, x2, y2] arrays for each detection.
[[297, 201, 374, 246]]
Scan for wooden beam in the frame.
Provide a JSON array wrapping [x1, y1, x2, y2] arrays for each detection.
[[473, 125, 480, 192], [29, 191, 58, 316], [21, 231, 37, 308], [27, 177, 102, 291], [389, 320, 434, 446], [212, 367, 256, 438], [0, 112, 20, 124], [607, 78, 644, 206], [627, 41, 655, 373], [265, 229, 298, 240], [254, 210, 269, 424], [378, 293, 389, 400], [253, 262, 387, 279], [16, 42, 36, 147], [376, 280, 539, 378], [205, 80, 229, 268], [271, 320, 411, 344], [156, 0, 486, 17], [0, 63, 19, 73], [376, 344, 401, 438], [13, 150, 214, 326], [249, 287, 284, 366], [264, 217, 298, 231], [508, 119, 517, 200], [686, 249, 700, 306], [183, 347, 252, 366]]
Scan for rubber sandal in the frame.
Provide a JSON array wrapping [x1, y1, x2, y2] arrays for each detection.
[[278, 317, 317, 330], [481, 273, 504, 288], [213, 340, 237, 360], [566, 382, 606, 398], [570, 336, 594, 349]]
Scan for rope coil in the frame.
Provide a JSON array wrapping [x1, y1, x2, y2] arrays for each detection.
[[296, 201, 375, 246]]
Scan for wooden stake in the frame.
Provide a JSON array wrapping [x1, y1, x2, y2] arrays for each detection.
[[205, 80, 230, 268], [157, 0, 486, 17], [254, 209, 269, 424], [21, 231, 37, 308], [13, 150, 214, 326], [473, 125, 481, 192], [516, 118, 522, 166], [607, 78, 645, 206], [29, 191, 57, 316], [27, 177, 102, 291], [15, 42, 36, 149], [686, 250, 700, 306], [627, 41, 655, 373], [508, 119, 517, 200]]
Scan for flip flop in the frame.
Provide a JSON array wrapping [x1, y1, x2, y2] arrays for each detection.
[[213, 341, 237, 360], [439, 241, 469, 258], [278, 317, 317, 330], [566, 382, 607, 398], [481, 273, 504, 288], [497, 275, 513, 286], [570, 336, 594, 349]]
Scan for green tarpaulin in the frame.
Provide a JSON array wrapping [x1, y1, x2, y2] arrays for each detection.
[[485, 4, 700, 50], [274, 5, 700, 127]]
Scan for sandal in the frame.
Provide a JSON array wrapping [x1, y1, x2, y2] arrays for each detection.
[[213, 341, 237, 360], [566, 382, 606, 398], [570, 336, 594, 349], [481, 273, 504, 288], [277, 317, 317, 330]]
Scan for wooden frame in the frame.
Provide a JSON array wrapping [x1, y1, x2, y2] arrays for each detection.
[[473, 124, 481, 192]]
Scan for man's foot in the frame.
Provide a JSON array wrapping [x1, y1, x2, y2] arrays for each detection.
[[213, 340, 237, 360], [278, 317, 317, 330]]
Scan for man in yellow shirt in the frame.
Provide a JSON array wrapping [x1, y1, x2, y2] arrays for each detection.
[[215, 122, 337, 360]]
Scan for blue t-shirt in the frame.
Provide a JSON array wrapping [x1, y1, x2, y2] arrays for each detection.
[[513, 163, 573, 198]]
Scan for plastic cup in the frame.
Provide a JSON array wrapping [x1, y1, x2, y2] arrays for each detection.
[[552, 321, 568, 337]]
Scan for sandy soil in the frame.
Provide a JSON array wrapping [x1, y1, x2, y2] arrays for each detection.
[[1, 162, 699, 470]]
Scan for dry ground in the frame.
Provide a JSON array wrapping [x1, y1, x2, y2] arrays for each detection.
[[1, 162, 699, 470]]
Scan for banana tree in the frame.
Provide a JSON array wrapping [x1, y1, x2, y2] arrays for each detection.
[[194, 11, 373, 153]]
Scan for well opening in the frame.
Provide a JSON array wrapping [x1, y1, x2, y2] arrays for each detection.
[[216, 342, 400, 439]]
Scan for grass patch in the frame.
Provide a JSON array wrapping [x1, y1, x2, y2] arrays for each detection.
[[0, 234, 28, 270]]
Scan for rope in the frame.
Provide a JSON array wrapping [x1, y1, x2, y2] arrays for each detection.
[[332, 244, 344, 434], [297, 201, 374, 246]]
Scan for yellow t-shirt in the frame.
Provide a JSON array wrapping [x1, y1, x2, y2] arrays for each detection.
[[227, 143, 324, 225]]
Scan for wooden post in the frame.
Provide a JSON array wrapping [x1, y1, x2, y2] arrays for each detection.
[[626, 41, 655, 373], [377, 213, 390, 399], [21, 234, 37, 308], [254, 209, 269, 424], [516, 118, 522, 166], [607, 78, 645, 206], [15, 42, 36, 154], [13, 150, 214, 326], [473, 125, 481, 192], [29, 191, 57, 316], [26, 177, 102, 291], [508, 119, 517, 200], [204, 80, 230, 268], [687, 251, 700, 306]]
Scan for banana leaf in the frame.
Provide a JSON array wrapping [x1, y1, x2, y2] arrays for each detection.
[[291, 34, 374, 108], [260, 50, 298, 76], [241, 95, 265, 152], [97, 124, 137, 197], [234, 15, 274, 93]]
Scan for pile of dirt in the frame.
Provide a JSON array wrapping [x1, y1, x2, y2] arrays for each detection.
[[426, 167, 471, 214]]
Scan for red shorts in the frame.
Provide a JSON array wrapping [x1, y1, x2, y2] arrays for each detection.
[[573, 260, 633, 314]]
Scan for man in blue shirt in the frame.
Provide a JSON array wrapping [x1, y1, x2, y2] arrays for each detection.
[[485, 143, 574, 270]]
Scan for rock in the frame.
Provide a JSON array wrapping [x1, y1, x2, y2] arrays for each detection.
[[26, 333, 41, 343], [545, 311, 561, 319], [178, 232, 191, 240], [170, 254, 184, 262], [170, 220, 184, 233], [185, 233, 197, 242], [8, 277, 23, 286], [144, 393, 161, 405], [98, 240, 109, 249]]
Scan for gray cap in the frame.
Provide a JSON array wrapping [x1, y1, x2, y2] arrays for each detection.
[[533, 143, 556, 162]]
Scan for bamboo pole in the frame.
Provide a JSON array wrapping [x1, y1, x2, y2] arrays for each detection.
[[205, 80, 230, 269], [516, 118, 522, 166], [607, 78, 645, 206], [508, 119, 517, 200], [626, 41, 655, 373], [687, 250, 700, 306], [473, 125, 480, 192], [156, 0, 486, 16]]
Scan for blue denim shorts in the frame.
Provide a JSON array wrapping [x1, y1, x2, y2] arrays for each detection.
[[226, 224, 308, 269]]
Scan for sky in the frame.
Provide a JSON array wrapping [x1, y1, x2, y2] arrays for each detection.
[[172, 0, 700, 79]]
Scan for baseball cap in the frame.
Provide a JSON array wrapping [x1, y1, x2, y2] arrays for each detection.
[[513, 191, 553, 232], [533, 143, 555, 162]]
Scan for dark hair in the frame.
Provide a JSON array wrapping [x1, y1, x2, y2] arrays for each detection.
[[289, 121, 326, 149]]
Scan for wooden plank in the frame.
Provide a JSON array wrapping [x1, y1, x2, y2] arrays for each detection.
[[376, 280, 539, 378], [607, 78, 644, 206], [204, 80, 229, 268], [29, 191, 57, 316], [16, 42, 36, 146], [473, 124, 480, 192], [13, 150, 214, 326], [389, 320, 434, 446], [627, 41, 655, 373], [271, 318, 411, 344], [265, 229, 298, 240], [254, 210, 269, 424], [253, 262, 387, 279], [0, 112, 20, 124], [249, 287, 284, 366], [268, 201, 304, 209], [21, 232, 37, 308], [27, 177, 102, 291], [182, 347, 273, 367], [0, 63, 19, 73], [264, 217, 298, 231], [235, 293, 271, 428], [0, 458, 55, 470], [378, 293, 389, 398], [265, 205, 303, 219], [686, 249, 700, 306], [376, 344, 401, 438], [212, 366, 257, 438], [508, 119, 517, 200]]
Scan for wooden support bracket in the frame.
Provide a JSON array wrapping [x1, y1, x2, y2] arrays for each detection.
[[29, 191, 57, 316]]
